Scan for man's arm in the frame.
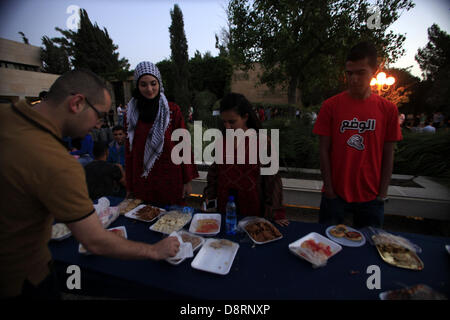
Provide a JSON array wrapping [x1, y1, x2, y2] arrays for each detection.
[[319, 135, 336, 199], [67, 213, 179, 260], [378, 142, 396, 198]]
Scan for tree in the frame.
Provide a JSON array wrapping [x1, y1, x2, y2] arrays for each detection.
[[18, 31, 29, 44], [416, 24, 450, 82], [169, 4, 190, 118], [377, 67, 419, 109], [40, 36, 71, 74], [48, 9, 130, 78], [227, 0, 414, 106], [156, 59, 176, 102], [415, 24, 450, 114], [188, 50, 233, 99]]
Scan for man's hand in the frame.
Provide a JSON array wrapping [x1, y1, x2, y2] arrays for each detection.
[[152, 236, 180, 260]]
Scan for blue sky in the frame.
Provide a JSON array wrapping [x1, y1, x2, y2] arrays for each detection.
[[0, 0, 449, 78]]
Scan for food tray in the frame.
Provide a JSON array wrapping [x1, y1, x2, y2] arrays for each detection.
[[166, 230, 205, 265], [191, 238, 239, 275], [124, 204, 165, 222], [79, 226, 127, 255], [189, 213, 221, 236], [289, 232, 342, 265], [239, 217, 283, 244], [325, 225, 366, 247], [374, 240, 424, 271], [379, 284, 447, 300], [118, 198, 143, 215], [149, 211, 192, 235], [51, 223, 72, 241]]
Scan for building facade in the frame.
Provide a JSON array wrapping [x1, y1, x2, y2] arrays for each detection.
[[0, 38, 60, 103]]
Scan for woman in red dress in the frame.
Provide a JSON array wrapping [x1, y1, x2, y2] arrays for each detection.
[[203, 93, 289, 226], [124, 61, 198, 207]]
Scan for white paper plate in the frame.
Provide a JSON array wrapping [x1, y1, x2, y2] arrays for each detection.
[[325, 225, 366, 247], [289, 232, 342, 265], [79, 226, 128, 255], [166, 231, 205, 265], [189, 213, 221, 236], [124, 204, 165, 223], [51, 223, 72, 241], [149, 211, 192, 235], [239, 217, 283, 244], [191, 238, 239, 275]]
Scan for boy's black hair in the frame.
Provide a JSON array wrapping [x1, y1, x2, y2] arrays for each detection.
[[93, 141, 108, 159], [112, 125, 125, 132], [346, 41, 378, 70]]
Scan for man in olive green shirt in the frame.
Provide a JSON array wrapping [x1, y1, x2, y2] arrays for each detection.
[[0, 69, 179, 299]]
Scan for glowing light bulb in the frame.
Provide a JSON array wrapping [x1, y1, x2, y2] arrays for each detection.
[[370, 78, 377, 86], [386, 77, 395, 86], [376, 72, 387, 85]]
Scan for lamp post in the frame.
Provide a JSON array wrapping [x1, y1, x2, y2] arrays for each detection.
[[370, 72, 396, 95]]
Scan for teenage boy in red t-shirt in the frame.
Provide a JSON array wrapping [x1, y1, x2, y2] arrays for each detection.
[[313, 42, 402, 228]]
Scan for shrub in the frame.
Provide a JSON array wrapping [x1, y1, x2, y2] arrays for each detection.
[[394, 130, 450, 185]]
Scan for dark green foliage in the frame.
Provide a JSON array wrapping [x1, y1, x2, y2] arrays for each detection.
[[189, 51, 233, 99], [169, 4, 190, 118], [156, 59, 176, 102], [40, 36, 71, 74], [18, 31, 29, 44], [415, 24, 450, 114], [394, 131, 450, 185], [192, 90, 220, 129], [42, 9, 129, 77], [263, 117, 319, 169], [227, 0, 414, 106]]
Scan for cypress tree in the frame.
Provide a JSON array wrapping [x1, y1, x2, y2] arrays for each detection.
[[169, 4, 190, 118]]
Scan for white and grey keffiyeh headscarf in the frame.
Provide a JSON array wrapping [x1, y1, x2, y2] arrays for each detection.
[[127, 61, 170, 178]]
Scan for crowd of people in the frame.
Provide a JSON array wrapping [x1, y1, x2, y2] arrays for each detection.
[[1, 41, 412, 299], [401, 111, 449, 134]]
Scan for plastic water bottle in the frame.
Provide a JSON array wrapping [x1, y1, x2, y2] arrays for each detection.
[[226, 196, 237, 235]]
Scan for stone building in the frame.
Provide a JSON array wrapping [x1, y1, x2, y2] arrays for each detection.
[[0, 38, 59, 104], [231, 63, 301, 106]]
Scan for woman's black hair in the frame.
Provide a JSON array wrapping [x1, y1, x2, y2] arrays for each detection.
[[220, 93, 261, 130], [132, 74, 160, 123]]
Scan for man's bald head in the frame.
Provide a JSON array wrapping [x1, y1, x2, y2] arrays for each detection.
[[46, 69, 109, 106]]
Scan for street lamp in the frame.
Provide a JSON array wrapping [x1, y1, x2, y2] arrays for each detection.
[[370, 72, 396, 95]]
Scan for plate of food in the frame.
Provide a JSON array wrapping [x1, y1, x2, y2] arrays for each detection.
[[118, 198, 143, 215], [325, 224, 366, 247], [189, 213, 221, 236], [79, 226, 127, 255], [239, 217, 283, 244], [124, 204, 165, 222], [379, 284, 447, 300], [51, 223, 72, 241], [149, 210, 192, 234], [166, 231, 205, 265], [372, 233, 424, 270], [191, 238, 239, 275], [289, 232, 342, 267]]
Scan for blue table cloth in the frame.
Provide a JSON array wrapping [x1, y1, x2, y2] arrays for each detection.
[[49, 200, 450, 299]]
